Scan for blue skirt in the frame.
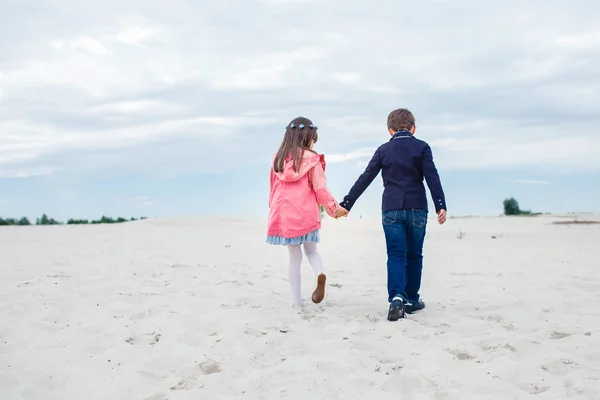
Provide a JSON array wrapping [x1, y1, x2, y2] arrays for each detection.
[[266, 230, 320, 246]]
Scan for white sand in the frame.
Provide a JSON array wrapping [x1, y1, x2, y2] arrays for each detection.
[[1, 215, 600, 399]]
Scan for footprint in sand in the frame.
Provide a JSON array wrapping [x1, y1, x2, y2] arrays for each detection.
[[503, 343, 516, 352], [432, 323, 450, 336], [145, 394, 168, 400], [125, 332, 162, 346], [244, 327, 267, 338], [448, 349, 475, 361], [364, 314, 380, 323], [170, 376, 203, 391], [300, 313, 323, 322], [216, 280, 245, 287], [165, 362, 219, 392], [375, 359, 404, 375], [486, 315, 517, 331], [550, 331, 572, 340], [480, 342, 516, 353], [541, 358, 579, 376], [515, 382, 550, 395]]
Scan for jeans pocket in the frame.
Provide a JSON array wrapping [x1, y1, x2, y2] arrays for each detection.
[[382, 211, 396, 225], [412, 211, 427, 228]]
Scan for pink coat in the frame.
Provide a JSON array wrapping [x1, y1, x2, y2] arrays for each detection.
[[268, 152, 341, 238]]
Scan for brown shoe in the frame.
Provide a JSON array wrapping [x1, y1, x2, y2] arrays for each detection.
[[312, 273, 326, 304]]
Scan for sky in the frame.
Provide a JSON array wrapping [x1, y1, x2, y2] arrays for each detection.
[[1, 0, 599, 221]]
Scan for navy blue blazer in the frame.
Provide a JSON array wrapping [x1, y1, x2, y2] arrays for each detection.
[[340, 130, 446, 213]]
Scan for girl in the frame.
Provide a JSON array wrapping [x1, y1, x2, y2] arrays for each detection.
[[267, 116, 346, 307]]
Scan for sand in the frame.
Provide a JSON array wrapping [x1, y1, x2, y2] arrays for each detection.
[[1, 215, 599, 399]]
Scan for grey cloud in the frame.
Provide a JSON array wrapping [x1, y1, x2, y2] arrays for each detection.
[[1, 0, 599, 178]]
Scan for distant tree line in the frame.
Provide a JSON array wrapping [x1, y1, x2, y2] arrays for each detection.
[[0, 214, 147, 226], [66, 215, 148, 225], [0, 217, 33, 226]]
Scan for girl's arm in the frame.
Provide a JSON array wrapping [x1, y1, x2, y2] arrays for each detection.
[[309, 157, 341, 218], [269, 168, 275, 208]]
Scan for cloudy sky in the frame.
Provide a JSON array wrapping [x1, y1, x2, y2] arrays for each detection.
[[1, 0, 599, 220]]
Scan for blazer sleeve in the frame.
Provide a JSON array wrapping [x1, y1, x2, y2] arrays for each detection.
[[340, 148, 382, 211], [422, 144, 446, 212]]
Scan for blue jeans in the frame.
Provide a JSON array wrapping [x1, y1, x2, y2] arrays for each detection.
[[382, 209, 428, 303]]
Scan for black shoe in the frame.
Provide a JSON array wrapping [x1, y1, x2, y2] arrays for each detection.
[[405, 300, 425, 314], [387, 299, 406, 321]]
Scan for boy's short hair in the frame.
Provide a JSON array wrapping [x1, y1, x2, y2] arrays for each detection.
[[387, 109, 415, 132]]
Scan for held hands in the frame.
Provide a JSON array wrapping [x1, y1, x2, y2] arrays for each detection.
[[437, 209, 447, 225], [333, 207, 444, 222], [334, 207, 349, 219]]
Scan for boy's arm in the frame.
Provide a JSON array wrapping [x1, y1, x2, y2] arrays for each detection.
[[339, 148, 382, 212], [422, 144, 446, 213]]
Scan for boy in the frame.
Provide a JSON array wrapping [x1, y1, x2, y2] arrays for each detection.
[[339, 109, 447, 321]]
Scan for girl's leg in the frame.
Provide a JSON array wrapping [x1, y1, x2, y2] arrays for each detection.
[[303, 242, 326, 303], [302, 242, 323, 275], [287, 245, 304, 306]]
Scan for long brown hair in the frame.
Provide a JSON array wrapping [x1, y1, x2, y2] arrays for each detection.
[[273, 117, 319, 173]]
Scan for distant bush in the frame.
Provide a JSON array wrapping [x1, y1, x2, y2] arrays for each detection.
[[67, 219, 89, 225], [19, 217, 31, 226], [503, 197, 532, 216], [36, 214, 62, 225], [91, 216, 129, 224]]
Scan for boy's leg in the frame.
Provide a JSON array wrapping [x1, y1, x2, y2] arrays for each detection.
[[382, 210, 409, 303], [287, 245, 304, 306], [405, 210, 428, 304]]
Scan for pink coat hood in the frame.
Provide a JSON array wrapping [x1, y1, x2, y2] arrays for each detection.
[[267, 152, 341, 239]]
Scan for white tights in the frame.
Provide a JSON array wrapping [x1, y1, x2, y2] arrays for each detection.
[[287, 242, 324, 306]]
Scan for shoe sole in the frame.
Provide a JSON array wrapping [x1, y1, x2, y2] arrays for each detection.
[[387, 303, 405, 321], [311, 274, 326, 304]]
